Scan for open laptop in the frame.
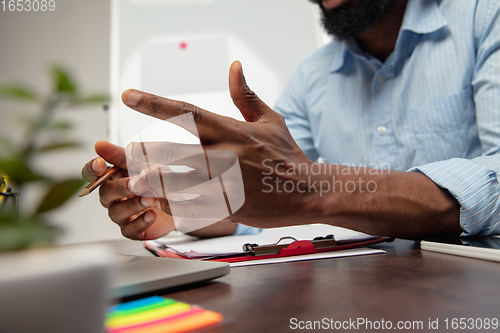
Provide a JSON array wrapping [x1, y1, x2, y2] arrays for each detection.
[[110, 254, 230, 299]]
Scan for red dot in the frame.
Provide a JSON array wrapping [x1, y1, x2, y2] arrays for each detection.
[[179, 42, 187, 49]]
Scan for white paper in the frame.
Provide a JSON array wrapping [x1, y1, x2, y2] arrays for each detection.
[[229, 248, 385, 267]]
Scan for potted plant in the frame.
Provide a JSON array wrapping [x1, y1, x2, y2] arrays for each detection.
[[0, 65, 109, 251]]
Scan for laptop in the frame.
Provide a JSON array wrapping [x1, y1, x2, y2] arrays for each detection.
[[110, 254, 230, 299]]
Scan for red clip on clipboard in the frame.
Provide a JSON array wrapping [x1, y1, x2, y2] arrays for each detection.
[[145, 234, 393, 263]]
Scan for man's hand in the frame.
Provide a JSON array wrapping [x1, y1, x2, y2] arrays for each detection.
[[81, 141, 239, 239], [121, 61, 319, 229], [81, 141, 177, 240]]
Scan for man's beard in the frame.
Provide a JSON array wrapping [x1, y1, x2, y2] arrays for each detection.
[[320, 0, 392, 40]]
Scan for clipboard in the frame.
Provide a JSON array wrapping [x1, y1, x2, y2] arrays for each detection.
[[144, 233, 393, 263]]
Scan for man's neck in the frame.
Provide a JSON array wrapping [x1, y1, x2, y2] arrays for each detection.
[[356, 0, 408, 62]]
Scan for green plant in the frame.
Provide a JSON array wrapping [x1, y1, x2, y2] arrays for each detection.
[[0, 65, 108, 251]]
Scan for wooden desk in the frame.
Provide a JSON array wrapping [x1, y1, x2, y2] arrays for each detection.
[[109, 239, 500, 332]]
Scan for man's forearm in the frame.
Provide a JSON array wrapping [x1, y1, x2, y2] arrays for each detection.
[[308, 166, 461, 239]]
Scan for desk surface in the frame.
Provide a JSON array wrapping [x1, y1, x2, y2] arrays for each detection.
[[108, 239, 500, 333]]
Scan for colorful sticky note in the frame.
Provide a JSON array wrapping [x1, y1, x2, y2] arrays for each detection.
[[106, 296, 223, 333]]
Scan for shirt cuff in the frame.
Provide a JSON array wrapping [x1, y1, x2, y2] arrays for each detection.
[[233, 224, 262, 236], [408, 157, 500, 236]]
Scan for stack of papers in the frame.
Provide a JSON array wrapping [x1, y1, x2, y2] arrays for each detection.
[[147, 224, 386, 267]]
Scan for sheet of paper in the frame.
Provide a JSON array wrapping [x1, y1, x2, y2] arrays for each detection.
[[154, 224, 377, 257], [229, 247, 385, 267]]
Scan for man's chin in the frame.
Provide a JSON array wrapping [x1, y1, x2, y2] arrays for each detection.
[[320, 0, 391, 40]]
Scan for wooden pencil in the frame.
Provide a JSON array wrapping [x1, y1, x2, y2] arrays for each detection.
[[79, 166, 120, 197]]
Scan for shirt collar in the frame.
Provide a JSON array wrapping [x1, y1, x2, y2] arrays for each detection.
[[328, 0, 448, 73], [400, 0, 448, 34], [328, 40, 348, 73]]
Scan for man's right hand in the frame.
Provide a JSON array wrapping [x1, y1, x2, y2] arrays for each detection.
[[81, 140, 177, 240], [81, 140, 238, 240]]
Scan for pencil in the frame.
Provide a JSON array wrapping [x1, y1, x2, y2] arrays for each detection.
[[79, 166, 120, 197], [420, 240, 500, 263]]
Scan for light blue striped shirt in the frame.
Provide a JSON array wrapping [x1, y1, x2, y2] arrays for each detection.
[[269, 0, 500, 237]]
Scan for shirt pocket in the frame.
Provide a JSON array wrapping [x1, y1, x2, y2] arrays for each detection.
[[408, 87, 479, 165]]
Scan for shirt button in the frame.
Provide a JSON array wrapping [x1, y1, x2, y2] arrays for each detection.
[[377, 74, 387, 83], [377, 126, 387, 135]]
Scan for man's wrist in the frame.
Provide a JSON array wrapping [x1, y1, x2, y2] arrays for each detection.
[[298, 164, 394, 235]]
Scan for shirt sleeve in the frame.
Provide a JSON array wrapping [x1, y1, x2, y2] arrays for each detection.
[[274, 66, 320, 162], [409, 0, 500, 236]]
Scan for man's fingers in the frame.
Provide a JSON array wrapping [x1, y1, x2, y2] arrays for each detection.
[[228, 60, 276, 123], [142, 168, 211, 197], [99, 177, 136, 208], [94, 140, 129, 170], [107, 195, 161, 225], [126, 144, 238, 175], [82, 141, 130, 183], [126, 142, 205, 167], [120, 209, 157, 240], [120, 207, 175, 240], [134, 151, 238, 198], [167, 195, 232, 233], [81, 157, 107, 182], [121, 89, 233, 141], [206, 150, 238, 178]]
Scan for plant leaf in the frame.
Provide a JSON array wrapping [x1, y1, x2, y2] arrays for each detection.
[[72, 93, 110, 106], [0, 157, 46, 185], [16, 116, 74, 132], [51, 66, 78, 95], [0, 84, 38, 102], [0, 134, 15, 158], [38, 141, 81, 153], [15, 114, 41, 133], [50, 119, 73, 130], [35, 178, 85, 214]]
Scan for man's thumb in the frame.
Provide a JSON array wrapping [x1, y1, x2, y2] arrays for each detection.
[[95, 140, 128, 170], [229, 61, 274, 123]]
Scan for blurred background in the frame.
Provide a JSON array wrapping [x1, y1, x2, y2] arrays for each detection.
[[0, 0, 114, 245], [0, 0, 328, 245]]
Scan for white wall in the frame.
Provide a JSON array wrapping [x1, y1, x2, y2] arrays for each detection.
[[0, 0, 123, 244]]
